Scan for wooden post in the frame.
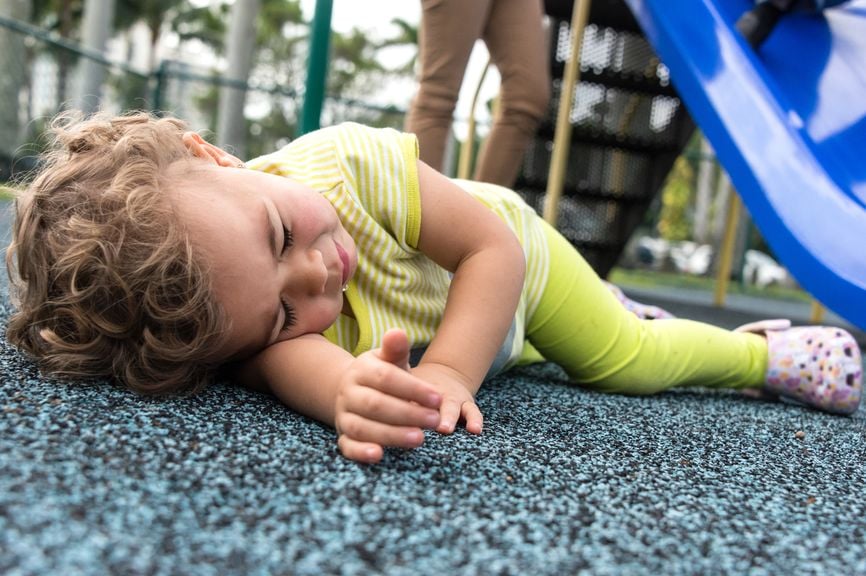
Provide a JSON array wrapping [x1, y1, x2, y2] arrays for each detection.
[[543, 0, 592, 225], [714, 193, 742, 306], [457, 58, 491, 180]]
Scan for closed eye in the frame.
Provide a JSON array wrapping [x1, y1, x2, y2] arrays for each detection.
[[281, 297, 296, 332], [282, 226, 293, 252]]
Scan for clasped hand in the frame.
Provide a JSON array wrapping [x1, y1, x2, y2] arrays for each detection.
[[333, 328, 483, 463]]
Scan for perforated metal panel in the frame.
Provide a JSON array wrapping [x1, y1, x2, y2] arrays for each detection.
[[517, 0, 694, 276]]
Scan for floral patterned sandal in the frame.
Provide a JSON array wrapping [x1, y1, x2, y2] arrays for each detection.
[[735, 319, 862, 415]]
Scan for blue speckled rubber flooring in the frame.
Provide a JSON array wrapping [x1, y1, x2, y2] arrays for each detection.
[[2, 291, 866, 575]]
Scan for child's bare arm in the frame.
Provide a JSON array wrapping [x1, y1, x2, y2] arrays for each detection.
[[234, 160, 524, 460], [412, 161, 527, 434], [234, 330, 442, 463]]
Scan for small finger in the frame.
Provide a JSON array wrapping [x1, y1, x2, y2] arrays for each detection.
[[337, 435, 383, 464], [461, 402, 484, 435], [343, 387, 440, 429], [358, 363, 441, 409], [337, 412, 427, 449], [436, 398, 463, 435]]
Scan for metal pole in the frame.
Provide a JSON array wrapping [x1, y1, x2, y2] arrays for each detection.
[[543, 0, 592, 225], [810, 300, 825, 323], [457, 58, 490, 180], [217, 0, 260, 157], [300, 0, 333, 135], [151, 60, 165, 111], [714, 193, 741, 306], [77, 0, 115, 114]]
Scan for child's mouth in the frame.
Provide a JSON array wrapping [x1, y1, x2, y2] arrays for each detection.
[[336, 242, 350, 286]]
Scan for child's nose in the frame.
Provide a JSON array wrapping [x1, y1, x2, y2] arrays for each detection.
[[286, 249, 326, 295]]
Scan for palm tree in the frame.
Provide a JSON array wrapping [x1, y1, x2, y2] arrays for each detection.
[[375, 17, 417, 75], [114, 0, 222, 72], [111, 0, 232, 110]]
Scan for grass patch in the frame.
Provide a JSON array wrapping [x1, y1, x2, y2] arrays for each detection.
[[608, 267, 812, 303], [0, 185, 17, 201]]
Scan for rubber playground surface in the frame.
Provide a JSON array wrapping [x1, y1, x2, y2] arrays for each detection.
[[1, 198, 864, 574]]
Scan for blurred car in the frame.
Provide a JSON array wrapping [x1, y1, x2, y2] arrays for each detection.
[[743, 249, 790, 288]]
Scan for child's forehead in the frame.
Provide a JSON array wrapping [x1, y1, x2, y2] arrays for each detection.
[[166, 164, 267, 223], [163, 159, 227, 197]]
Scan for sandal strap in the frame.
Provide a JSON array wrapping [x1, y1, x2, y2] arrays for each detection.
[[734, 319, 791, 334]]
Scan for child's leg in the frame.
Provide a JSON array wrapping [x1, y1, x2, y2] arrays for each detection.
[[604, 281, 676, 320], [527, 221, 767, 394]]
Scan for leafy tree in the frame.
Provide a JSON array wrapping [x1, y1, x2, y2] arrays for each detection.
[[375, 17, 417, 75], [30, 0, 82, 106], [249, 0, 306, 89], [657, 155, 694, 242], [235, 0, 305, 152], [114, 0, 225, 71], [328, 27, 385, 97], [24, 0, 419, 152], [110, 0, 232, 111], [321, 18, 417, 131], [234, 0, 413, 148], [171, 3, 227, 51]]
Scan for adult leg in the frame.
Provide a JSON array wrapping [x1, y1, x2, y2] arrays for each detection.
[[404, 0, 492, 172], [527, 221, 767, 394], [475, 0, 551, 187]]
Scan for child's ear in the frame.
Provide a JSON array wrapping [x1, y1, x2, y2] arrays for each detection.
[[181, 132, 244, 168]]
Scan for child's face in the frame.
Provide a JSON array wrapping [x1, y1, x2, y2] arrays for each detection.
[[170, 163, 358, 363]]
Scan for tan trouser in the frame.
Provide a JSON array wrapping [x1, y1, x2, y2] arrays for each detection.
[[405, 0, 551, 187]]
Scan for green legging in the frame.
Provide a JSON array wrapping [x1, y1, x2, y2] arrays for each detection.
[[526, 221, 768, 394]]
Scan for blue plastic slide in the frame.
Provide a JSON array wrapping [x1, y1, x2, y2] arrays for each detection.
[[623, 0, 866, 330]]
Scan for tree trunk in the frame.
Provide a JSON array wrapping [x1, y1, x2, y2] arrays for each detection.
[[56, 0, 73, 108], [217, 0, 260, 158], [77, 0, 116, 113], [693, 135, 714, 244]]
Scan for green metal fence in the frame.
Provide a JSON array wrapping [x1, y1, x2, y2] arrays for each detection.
[[0, 14, 406, 180]]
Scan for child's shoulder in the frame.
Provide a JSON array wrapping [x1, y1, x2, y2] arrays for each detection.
[[307, 124, 419, 172], [244, 124, 362, 172], [257, 123, 406, 162], [245, 122, 417, 187], [313, 122, 411, 150]]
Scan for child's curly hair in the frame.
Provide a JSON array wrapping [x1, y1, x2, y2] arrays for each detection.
[[5, 111, 231, 395]]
